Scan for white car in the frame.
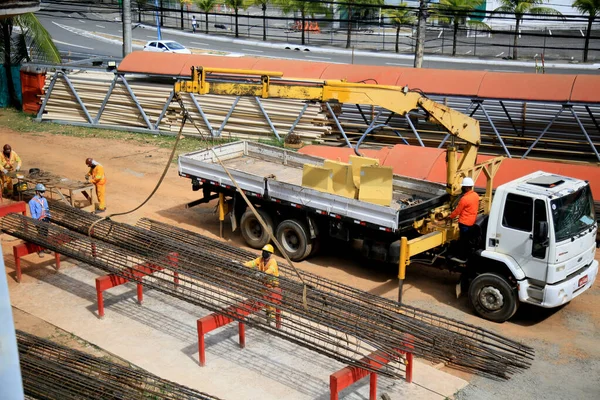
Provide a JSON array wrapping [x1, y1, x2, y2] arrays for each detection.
[[143, 40, 191, 54]]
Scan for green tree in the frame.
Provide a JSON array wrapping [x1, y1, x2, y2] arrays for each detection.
[[224, 0, 249, 38], [194, 0, 216, 33], [573, 0, 600, 62], [337, 0, 384, 49], [1, 13, 60, 109], [433, 0, 490, 56], [386, 3, 416, 53], [494, 0, 562, 60], [251, 0, 274, 41], [275, 0, 329, 45]]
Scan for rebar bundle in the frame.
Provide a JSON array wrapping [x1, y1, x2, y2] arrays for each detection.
[[2, 204, 534, 380], [17, 330, 220, 400]]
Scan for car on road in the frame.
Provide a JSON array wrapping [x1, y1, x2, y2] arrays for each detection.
[[143, 40, 191, 54]]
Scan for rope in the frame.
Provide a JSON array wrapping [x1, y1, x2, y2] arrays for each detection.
[[87, 110, 187, 237], [174, 95, 310, 309]]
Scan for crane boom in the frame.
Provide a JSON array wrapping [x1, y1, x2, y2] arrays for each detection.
[[175, 66, 501, 199]]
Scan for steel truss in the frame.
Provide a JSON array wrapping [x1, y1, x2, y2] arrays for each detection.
[[35, 67, 600, 162]]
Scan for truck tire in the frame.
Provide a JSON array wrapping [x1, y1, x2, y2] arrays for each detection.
[[240, 209, 274, 249], [468, 273, 518, 323], [275, 219, 312, 261]]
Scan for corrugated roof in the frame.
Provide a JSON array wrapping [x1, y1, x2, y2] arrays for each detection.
[[117, 52, 600, 103]]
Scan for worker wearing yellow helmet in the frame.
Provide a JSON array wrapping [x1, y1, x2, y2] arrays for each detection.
[[244, 244, 279, 321], [1, 144, 22, 196]]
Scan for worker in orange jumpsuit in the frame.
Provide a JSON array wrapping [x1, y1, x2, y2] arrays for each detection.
[[446, 177, 480, 262], [85, 158, 107, 214], [1, 144, 22, 195], [244, 244, 279, 322]]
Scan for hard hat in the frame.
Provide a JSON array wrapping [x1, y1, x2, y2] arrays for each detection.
[[262, 244, 274, 254], [35, 183, 46, 192], [461, 177, 474, 187]]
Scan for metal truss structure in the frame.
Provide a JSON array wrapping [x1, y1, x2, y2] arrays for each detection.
[[35, 67, 600, 162]]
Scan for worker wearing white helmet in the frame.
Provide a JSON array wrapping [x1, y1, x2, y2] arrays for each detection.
[[446, 176, 480, 261], [244, 243, 280, 321], [28, 183, 52, 258]]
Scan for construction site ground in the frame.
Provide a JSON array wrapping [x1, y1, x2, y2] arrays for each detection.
[[2, 125, 599, 400]]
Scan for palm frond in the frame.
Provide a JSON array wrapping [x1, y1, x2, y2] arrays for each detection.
[[14, 13, 61, 64]]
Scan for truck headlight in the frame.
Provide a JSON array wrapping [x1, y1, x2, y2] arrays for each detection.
[[556, 265, 565, 272]]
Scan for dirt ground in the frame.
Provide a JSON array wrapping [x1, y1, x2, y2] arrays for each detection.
[[2, 126, 599, 399]]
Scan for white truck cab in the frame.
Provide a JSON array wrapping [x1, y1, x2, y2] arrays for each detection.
[[469, 171, 598, 322]]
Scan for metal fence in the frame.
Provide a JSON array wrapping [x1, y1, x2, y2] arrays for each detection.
[[125, 1, 600, 62]]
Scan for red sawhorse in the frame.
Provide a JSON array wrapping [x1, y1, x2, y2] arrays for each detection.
[[330, 347, 413, 400], [4, 201, 61, 283], [13, 242, 61, 282], [95, 253, 180, 318], [197, 288, 282, 366]]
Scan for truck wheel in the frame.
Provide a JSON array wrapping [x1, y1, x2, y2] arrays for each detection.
[[468, 273, 518, 323], [240, 209, 273, 249], [275, 219, 312, 261]]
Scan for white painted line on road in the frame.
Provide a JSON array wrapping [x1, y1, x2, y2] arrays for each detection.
[[495, 51, 505, 57], [491, 70, 523, 73], [147, 35, 157, 38], [53, 40, 94, 50], [244, 49, 264, 53], [437, 31, 443, 39], [78, 20, 86, 24], [190, 42, 209, 46], [305, 56, 331, 60], [118, 30, 122, 33], [432, 49, 441, 53], [548, 29, 552, 36], [385, 62, 412, 66], [580, 29, 584, 37], [464, 50, 472, 55], [96, 25, 106, 29]]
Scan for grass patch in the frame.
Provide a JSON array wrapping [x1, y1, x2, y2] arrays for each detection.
[[0, 108, 232, 156]]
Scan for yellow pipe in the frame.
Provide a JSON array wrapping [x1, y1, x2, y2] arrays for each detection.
[[398, 236, 408, 280]]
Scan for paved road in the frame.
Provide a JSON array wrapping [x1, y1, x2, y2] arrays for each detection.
[[36, 2, 600, 75]]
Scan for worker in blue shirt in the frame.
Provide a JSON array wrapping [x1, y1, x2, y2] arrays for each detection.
[[28, 183, 51, 258]]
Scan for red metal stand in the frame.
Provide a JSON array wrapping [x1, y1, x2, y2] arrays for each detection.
[[0, 201, 27, 217], [13, 242, 61, 283], [197, 287, 282, 366], [95, 253, 180, 318], [329, 347, 413, 400]]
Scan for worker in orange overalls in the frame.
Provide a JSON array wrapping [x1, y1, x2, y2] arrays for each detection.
[[446, 177, 480, 262], [85, 158, 107, 214], [244, 244, 279, 322], [1, 144, 22, 195]]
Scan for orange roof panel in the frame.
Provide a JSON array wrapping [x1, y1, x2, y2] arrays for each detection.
[[320, 64, 404, 85], [478, 73, 577, 102], [252, 58, 331, 79], [394, 69, 486, 97], [570, 75, 600, 103], [118, 51, 191, 76]]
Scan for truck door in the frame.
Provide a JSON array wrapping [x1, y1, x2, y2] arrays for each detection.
[[495, 194, 548, 281]]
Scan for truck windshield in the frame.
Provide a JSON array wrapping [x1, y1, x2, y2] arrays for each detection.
[[551, 185, 595, 242]]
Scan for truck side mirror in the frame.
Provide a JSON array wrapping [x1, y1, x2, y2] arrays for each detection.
[[534, 221, 549, 245]]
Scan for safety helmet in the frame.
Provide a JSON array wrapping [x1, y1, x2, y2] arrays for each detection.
[[262, 244, 274, 254], [35, 183, 46, 192], [461, 177, 474, 187]]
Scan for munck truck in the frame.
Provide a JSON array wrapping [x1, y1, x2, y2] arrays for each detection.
[[175, 66, 598, 322]]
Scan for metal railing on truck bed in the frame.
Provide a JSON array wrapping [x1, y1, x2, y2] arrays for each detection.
[[178, 141, 448, 232]]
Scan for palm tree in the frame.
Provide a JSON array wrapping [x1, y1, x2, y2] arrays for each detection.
[[386, 3, 416, 53], [251, 0, 273, 41], [194, 0, 216, 33], [494, 0, 562, 60], [1, 13, 60, 109], [275, 0, 329, 45], [337, 0, 384, 49], [224, 0, 249, 38], [573, 0, 600, 62], [433, 0, 490, 56]]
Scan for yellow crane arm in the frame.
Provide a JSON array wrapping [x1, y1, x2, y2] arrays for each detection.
[[175, 67, 500, 197]]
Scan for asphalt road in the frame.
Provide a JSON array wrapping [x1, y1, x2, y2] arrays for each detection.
[[36, 2, 599, 75]]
